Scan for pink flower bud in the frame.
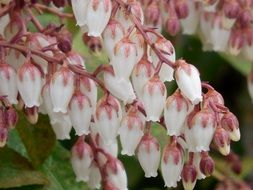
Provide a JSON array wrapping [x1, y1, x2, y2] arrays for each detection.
[[199, 152, 215, 177], [17, 61, 43, 108], [182, 162, 197, 190], [24, 106, 39, 124], [6, 107, 18, 129], [0, 126, 8, 147], [0, 107, 6, 129], [174, 0, 189, 19], [137, 134, 161, 178], [79, 76, 97, 114], [192, 152, 206, 180], [0, 63, 18, 104], [71, 137, 94, 182], [68, 91, 92, 136], [87, 161, 102, 189], [131, 57, 155, 99], [118, 107, 145, 156], [86, 0, 112, 37], [142, 76, 166, 121], [161, 140, 184, 187], [164, 90, 189, 136], [165, 15, 181, 36], [229, 30, 244, 56], [111, 38, 138, 80], [102, 19, 125, 59], [104, 68, 136, 104], [51, 113, 72, 140], [71, 0, 89, 27], [105, 157, 128, 190], [28, 33, 54, 74], [95, 95, 122, 144], [223, 0, 240, 19], [238, 9, 252, 27], [221, 112, 240, 142], [50, 66, 75, 113], [66, 52, 86, 69], [151, 38, 176, 82], [213, 127, 231, 155], [248, 70, 253, 101], [175, 60, 202, 105], [144, 2, 162, 29], [180, 0, 200, 35], [185, 109, 216, 152]]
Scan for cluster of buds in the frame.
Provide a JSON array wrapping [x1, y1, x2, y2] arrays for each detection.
[[0, 0, 243, 189]]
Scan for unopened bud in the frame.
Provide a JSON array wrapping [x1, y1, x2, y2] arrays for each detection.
[[24, 106, 39, 124], [213, 127, 231, 156], [82, 33, 102, 54], [182, 162, 197, 190], [223, 0, 240, 19], [174, 0, 189, 19], [0, 107, 6, 128], [52, 0, 65, 8], [226, 152, 242, 174], [200, 152, 215, 177], [0, 126, 8, 147], [6, 107, 18, 129], [221, 112, 240, 141], [165, 16, 180, 36]]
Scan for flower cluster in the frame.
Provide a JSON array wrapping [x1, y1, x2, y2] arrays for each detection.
[[0, 0, 242, 189]]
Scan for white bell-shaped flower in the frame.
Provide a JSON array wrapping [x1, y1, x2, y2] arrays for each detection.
[[0, 63, 18, 104], [80, 76, 97, 114], [184, 109, 216, 152], [71, 0, 90, 27], [104, 68, 136, 104], [118, 107, 145, 156], [142, 76, 166, 121], [71, 137, 94, 182], [137, 134, 161, 178], [68, 91, 92, 136], [102, 19, 125, 59], [51, 113, 72, 140], [161, 140, 184, 188], [29, 33, 54, 74], [86, 0, 112, 37], [105, 158, 128, 190], [175, 60, 202, 105], [87, 161, 102, 189], [95, 94, 122, 145], [151, 37, 176, 82], [164, 90, 189, 136], [180, 0, 200, 35], [111, 37, 138, 80], [50, 66, 74, 113], [17, 61, 42, 108], [131, 57, 155, 99]]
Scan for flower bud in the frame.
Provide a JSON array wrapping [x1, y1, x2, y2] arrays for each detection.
[[174, 0, 189, 19], [0, 126, 8, 147], [79, 76, 97, 114], [104, 68, 136, 104], [137, 134, 161, 178], [223, 0, 240, 19], [95, 94, 122, 144], [180, 0, 200, 35], [118, 107, 145, 156], [229, 30, 244, 56], [182, 162, 197, 190], [71, 0, 89, 27], [165, 15, 181, 36], [0, 107, 6, 129], [87, 161, 101, 189], [52, 0, 65, 7], [213, 127, 231, 156], [151, 38, 176, 82], [192, 152, 206, 180], [24, 106, 39, 124], [71, 137, 94, 182], [142, 76, 166, 121], [130, 30, 145, 63], [50, 66, 75, 113], [221, 112, 240, 142], [51, 113, 72, 140], [66, 51, 86, 69], [226, 152, 242, 174], [6, 107, 18, 129], [164, 90, 189, 136], [17, 61, 43, 108], [144, 2, 162, 29], [111, 37, 138, 80], [131, 57, 155, 99], [86, 0, 112, 37], [185, 109, 216, 152], [0, 63, 18, 104], [199, 152, 215, 177], [102, 19, 125, 59], [68, 91, 92, 136], [82, 33, 102, 54], [161, 140, 184, 187], [105, 158, 128, 190], [175, 60, 202, 105]]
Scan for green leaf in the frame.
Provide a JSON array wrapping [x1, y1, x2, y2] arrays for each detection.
[[0, 146, 48, 189], [16, 113, 56, 168]]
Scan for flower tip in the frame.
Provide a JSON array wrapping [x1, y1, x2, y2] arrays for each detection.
[[145, 172, 158, 178]]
